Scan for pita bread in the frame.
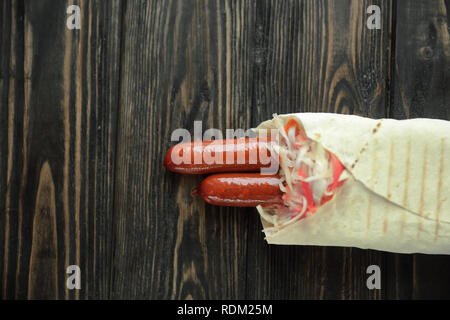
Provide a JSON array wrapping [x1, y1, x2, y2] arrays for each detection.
[[256, 113, 450, 254]]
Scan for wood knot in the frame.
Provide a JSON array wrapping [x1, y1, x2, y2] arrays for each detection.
[[418, 46, 434, 60]]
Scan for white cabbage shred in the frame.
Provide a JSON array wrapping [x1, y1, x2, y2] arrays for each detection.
[[258, 114, 346, 237]]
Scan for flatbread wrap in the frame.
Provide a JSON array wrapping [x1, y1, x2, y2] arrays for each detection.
[[255, 113, 450, 254]]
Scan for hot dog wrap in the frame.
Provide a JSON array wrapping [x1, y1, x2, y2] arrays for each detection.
[[255, 113, 450, 254]]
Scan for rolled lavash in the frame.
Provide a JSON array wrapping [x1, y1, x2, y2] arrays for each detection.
[[256, 113, 450, 254]]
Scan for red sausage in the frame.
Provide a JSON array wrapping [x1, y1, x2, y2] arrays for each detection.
[[194, 173, 283, 207], [164, 138, 275, 174]]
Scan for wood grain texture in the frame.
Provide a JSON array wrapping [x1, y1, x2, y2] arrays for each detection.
[[112, 0, 257, 299], [2, 0, 450, 300], [392, 0, 450, 120], [392, 0, 450, 300], [0, 0, 122, 299], [0, 0, 25, 300]]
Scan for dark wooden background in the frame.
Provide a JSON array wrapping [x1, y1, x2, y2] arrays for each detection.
[[1, 0, 449, 300]]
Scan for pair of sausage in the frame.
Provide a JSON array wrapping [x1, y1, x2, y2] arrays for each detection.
[[164, 138, 283, 207]]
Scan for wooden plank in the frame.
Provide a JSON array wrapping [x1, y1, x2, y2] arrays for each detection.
[[112, 0, 258, 299], [246, 0, 394, 299], [0, 0, 24, 300], [3, 0, 448, 300], [0, 0, 122, 299], [392, 0, 450, 299], [392, 0, 450, 120]]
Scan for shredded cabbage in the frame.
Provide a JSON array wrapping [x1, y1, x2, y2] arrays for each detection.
[[259, 114, 347, 236]]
